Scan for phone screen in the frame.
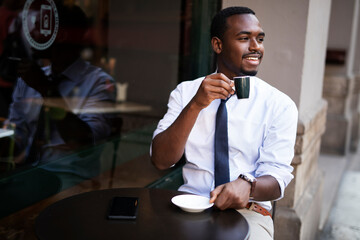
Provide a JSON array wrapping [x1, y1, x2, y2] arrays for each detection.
[[107, 197, 139, 220]]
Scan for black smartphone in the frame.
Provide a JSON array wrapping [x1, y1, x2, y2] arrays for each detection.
[[107, 197, 139, 220]]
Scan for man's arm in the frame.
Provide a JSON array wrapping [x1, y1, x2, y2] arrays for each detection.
[[17, 60, 95, 148], [210, 175, 281, 210], [210, 99, 298, 210], [151, 100, 202, 170], [151, 73, 235, 170]]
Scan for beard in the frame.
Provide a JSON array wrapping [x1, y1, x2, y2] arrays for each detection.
[[240, 68, 258, 76]]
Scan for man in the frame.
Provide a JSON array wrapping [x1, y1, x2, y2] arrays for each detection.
[[151, 6, 297, 239], [1, 4, 116, 188]]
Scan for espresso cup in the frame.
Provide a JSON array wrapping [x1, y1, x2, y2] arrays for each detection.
[[234, 76, 250, 99]]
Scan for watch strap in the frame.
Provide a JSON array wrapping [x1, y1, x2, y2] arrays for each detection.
[[239, 173, 257, 198]]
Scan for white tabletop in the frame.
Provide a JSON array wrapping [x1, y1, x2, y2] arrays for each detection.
[[0, 129, 14, 138], [38, 97, 152, 114]]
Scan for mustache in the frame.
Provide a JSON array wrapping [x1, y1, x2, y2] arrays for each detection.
[[242, 52, 263, 58]]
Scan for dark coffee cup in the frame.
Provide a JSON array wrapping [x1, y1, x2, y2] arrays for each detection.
[[234, 76, 250, 99]]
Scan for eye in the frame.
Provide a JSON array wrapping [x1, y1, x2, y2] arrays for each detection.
[[257, 37, 264, 43], [238, 36, 249, 41]]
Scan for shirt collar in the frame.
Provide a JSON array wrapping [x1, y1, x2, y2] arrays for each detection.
[[61, 58, 88, 81], [46, 58, 88, 82]]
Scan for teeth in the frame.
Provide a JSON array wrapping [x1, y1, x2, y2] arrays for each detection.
[[246, 57, 259, 60]]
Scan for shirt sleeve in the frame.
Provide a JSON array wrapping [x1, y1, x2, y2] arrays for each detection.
[[152, 84, 184, 139], [255, 99, 298, 200], [7, 78, 36, 153], [77, 72, 116, 143]]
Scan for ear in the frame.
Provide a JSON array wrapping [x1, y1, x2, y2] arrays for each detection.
[[211, 37, 222, 54]]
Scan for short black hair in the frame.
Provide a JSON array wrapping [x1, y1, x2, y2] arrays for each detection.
[[210, 6, 255, 40], [56, 4, 89, 46]]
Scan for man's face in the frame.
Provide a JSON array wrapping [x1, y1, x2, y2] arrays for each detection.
[[217, 14, 265, 78]]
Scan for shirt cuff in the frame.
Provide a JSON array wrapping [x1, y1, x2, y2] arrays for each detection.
[[257, 172, 288, 200]]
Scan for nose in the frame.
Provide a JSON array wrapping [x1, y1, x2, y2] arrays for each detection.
[[249, 38, 261, 52]]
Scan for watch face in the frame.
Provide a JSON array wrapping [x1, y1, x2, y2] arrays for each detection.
[[248, 175, 256, 182], [240, 173, 256, 183]]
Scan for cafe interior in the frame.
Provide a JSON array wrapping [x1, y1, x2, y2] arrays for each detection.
[[0, 0, 224, 239]]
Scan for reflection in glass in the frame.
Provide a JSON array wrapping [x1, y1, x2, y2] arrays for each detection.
[[0, 3, 116, 186], [0, 0, 217, 228]]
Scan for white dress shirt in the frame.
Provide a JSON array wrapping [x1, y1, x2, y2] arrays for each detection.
[[152, 75, 298, 210]]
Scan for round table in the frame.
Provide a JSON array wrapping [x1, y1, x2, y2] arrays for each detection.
[[36, 188, 249, 240]]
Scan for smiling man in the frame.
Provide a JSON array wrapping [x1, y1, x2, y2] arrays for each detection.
[[150, 6, 298, 240]]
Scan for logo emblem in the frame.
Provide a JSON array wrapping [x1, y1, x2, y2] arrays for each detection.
[[22, 0, 59, 50]]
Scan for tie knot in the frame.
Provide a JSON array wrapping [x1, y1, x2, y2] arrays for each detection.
[[219, 98, 229, 108]]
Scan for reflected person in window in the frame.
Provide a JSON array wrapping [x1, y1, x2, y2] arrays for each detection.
[[151, 7, 298, 240], [2, 4, 116, 184]]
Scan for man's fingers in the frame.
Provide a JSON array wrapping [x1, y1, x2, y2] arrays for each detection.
[[209, 191, 219, 204], [209, 72, 231, 83], [210, 185, 223, 203], [211, 73, 235, 91], [209, 194, 217, 204], [205, 78, 235, 97], [213, 186, 231, 210], [193, 73, 235, 109], [210, 185, 232, 210], [205, 85, 233, 99]]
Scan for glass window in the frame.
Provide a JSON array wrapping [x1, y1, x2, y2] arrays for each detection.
[[0, 0, 219, 227]]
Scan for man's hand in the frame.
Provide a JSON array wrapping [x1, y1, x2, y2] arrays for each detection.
[[192, 73, 235, 109], [209, 178, 251, 210]]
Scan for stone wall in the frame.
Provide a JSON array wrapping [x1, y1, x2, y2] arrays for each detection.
[[350, 76, 360, 151], [321, 73, 360, 154]]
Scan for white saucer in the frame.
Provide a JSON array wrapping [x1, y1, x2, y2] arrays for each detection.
[[171, 194, 213, 213]]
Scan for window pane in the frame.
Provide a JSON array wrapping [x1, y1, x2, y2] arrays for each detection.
[[0, 0, 218, 226]]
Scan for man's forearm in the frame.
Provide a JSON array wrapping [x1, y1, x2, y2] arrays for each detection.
[[252, 175, 281, 201], [210, 175, 282, 210], [151, 99, 203, 170]]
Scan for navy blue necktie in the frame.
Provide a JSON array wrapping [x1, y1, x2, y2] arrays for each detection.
[[214, 99, 230, 187]]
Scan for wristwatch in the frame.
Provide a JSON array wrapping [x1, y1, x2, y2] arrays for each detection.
[[239, 173, 257, 198]]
